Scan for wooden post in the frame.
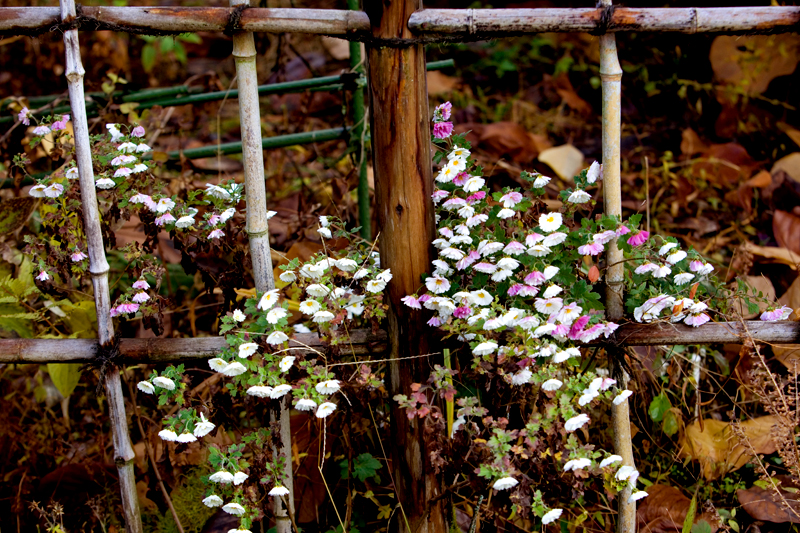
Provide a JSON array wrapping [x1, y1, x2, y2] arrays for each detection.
[[598, 1, 636, 532], [365, 1, 445, 531], [59, 0, 142, 530], [228, 2, 293, 530]]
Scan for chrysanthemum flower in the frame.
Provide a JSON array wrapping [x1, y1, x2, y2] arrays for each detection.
[[202, 495, 223, 507], [760, 306, 793, 321], [238, 343, 259, 358], [613, 390, 633, 405], [542, 508, 563, 525], [270, 384, 293, 399], [615, 465, 638, 482], [535, 298, 563, 315], [511, 369, 532, 385], [194, 413, 215, 438], [222, 503, 245, 516], [222, 362, 247, 376], [463, 176, 485, 193], [137, 381, 155, 394], [296, 398, 317, 411], [586, 160, 602, 183], [208, 358, 228, 372], [627, 230, 649, 246], [158, 429, 178, 442], [132, 291, 149, 303], [267, 307, 288, 325], [315, 380, 340, 395], [246, 385, 273, 398], [666, 250, 687, 265], [153, 376, 176, 390], [578, 242, 604, 255], [306, 284, 331, 298], [366, 279, 387, 293], [541, 379, 563, 391], [538, 212, 562, 233], [425, 276, 451, 294], [568, 190, 591, 203], [492, 476, 518, 491], [472, 341, 498, 356], [232, 472, 248, 486], [96, 178, 116, 189], [266, 331, 289, 345], [471, 290, 493, 306], [232, 309, 246, 322], [316, 402, 337, 418], [269, 485, 290, 497], [312, 310, 335, 323], [600, 455, 623, 468], [563, 458, 592, 471], [258, 289, 280, 310], [176, 432, 197, 443], [629, 491, 649, 503], [564, 413, 590, 432], [674, 273, 694, 285]]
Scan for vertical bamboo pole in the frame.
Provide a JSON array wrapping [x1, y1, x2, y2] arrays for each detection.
[[228, 2, 292, 531], [347, 0, 371, 240], [365, 1, 445, 531], [59, 0, 142, 530], [599, 1, 636, 532]]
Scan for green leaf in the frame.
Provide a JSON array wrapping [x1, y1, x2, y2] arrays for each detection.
[[682, 492, 697, 533], [662, 410, 680, 436], [180, 32, 202, 44], [173, 41, 187, 64], [0, 198, 35, 234], [142, 44, 156, 73], [648, 393, 671, 422], [691, 520, 712, 533], [159, 37, 174, 53], [47, 363, 82, 398], [341, 452, 383, 482]]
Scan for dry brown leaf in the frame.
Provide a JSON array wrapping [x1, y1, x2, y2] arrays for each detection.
[[774, 276, 800, 367], [738, 477, 800, 524], [679, 416, 779, 480], [321, 36, 351, 60], [692, 142, 756, 185], [427, 70, 459, 95], [637, 484, 719, 533], [538, 144, 584, 180], [552, 73, 593, 116], [680, 128, 708, 157], [771, 153, 800, 184], [745, 170, 772, 189], [710, 35, 800, 97], [478, 122, 541, 163], [732, 275, 776, 319], [774, 210, 800, 255], [744, 242, 800, 270], [778, 125, 800, 149]]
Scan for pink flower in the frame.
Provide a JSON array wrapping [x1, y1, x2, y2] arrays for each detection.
[[616, 225, 631, 236], [18, 107, 30, 125], [453, 172, 470, 186], [208, 229, 225, 239], [685, 313, 710, 327], [401, 295, 421, 309], [132, 279, 150, 290], [473, 262, 497, 274], [33, 125, 51, 136], [155, 213, 176, 226], [466, 191, 486, 204], [593, 230, 616, 245], [208, 213, 221, 226], [453, 306, 472, 318], [435, 101, 452, 121], [115, 302, 140, 315], [36, 270, 50, 282], [551, 323, 569, 337], [442, 198, 466, 210], [568, 315, 590, 340], [131, 126, 146, 137], [456, 250, 481, 271], [132, 291, 150, 303], [500, 191, 523, 208], [114, 167, 133, 178], [524, 271, 545, 285], [418, 294, 432, 303], [578, 242, 604, 255], [525, 233, 544, 246], [433, 122, 454, 139], [503, 241, 525, 255], [51, 118, 68, 131], [431, 190, 449, 204], [579, 323, 605, 343], [518, 285, 539, 297], [508, 284, 524, 296], [627, 230, 649, 247], [71, 251, 87, 262], [602, 322, 619, 337], [760, 306, 793, 321], [427, 316, 442, 327]]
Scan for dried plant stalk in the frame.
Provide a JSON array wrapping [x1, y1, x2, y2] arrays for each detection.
[[59, 0, 141, 530]]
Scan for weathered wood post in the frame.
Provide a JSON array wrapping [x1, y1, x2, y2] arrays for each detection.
[[364, 1, 445, 531], [59, 0, 142, 530], [598, 1, 637, 531], [228, 2, 293, 530]]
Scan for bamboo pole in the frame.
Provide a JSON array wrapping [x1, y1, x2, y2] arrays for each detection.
[[228, 3, 292, 530], [0, 7, 370, 36], [598, 2, 635, 531], [407, 7, 800, 36], [348, 0, 371, 240], [59, 0, 142, 530], [365, 0, 445, 531]]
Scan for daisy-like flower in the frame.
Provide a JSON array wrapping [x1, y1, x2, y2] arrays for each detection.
[[306, 284, 331, 298], [613, 390, 633, 405], [296, 398, 317, 411], [158, 429, 178, 442], [535, 298, 563, 315], [366, 279, 387, 293], [528, 244, 552, 257], [435, 165, 458, 183], [175, 215, 194, 229], [426, 276, 451, 294], [106, 123, 124, 142], [238, 343, 259, 358], [207, 228, 225, 239], [533, 174, 551, 188], [463, 176, 485, 193], [194, 413, 215, 438], [491, 269, 514, 282], [270, 384, 293, 399], [586, 160, 602, 183], [496, 257, 520, 271], [50, 117, 70, 132], [616, 465, 638, 482], [222, 503, 246, 516], [65, 167, 79, 179], [297, 299, 322, 316], [471, 290, 493, 306], [155, 213, 176, 226], [466, 214, 488, 228], [117, 142, 137, 153], [629, 491, 649, 503], [33, 125, 51, 136], [176, 433, 197, 443], [500, 191, 523, 208], [564, 458, 592, 471], [593, 230, 616, 245], [210, 470, 235, 483], [18, 107, 30, 125], [202, 495, 223, 508], [132, 291, 150, 304], [131, 125, 146, 137], [267, 307, 288, 324], [627, 230, 650, 246], [478, 241, 504, 256], [578, 242, 604, 256], [316, 402, 337, 418], [685, 313, 710, 327], [503, 241, 526, 255], [43, 183, 64, 198], [542, 285, 563, 298], [433, 121, 454, 139], [222, 362, 247, 376], [578, 390, 598, 406], [70, 250, 88, 262], [653, 265, 672, 278], [258, 289, 280, 310], [137, 381, 155, 394], [269, 485, 290, 497], [431, 190, 450, 204], [247, 385, 273, 398], [279, 356, 296, 372], [761, 306, 793, 321], [674, 272, 694, 285], [542, 232, 567, 247], [208, 358, 228, 372], [492, 477, 518, 491], [473, 262, 497, 274], [313, 310, 335, 323], [316, 380, 341, 395], [318, 227, 332, 239], [153, 376, 175, 390], [568, 190, 591, 204], [136, 143, 152, 153], [542, 379, 563, 391], [659, 242, 679, 256], [666, 250, 687, 265], [564, 413, 590, 432], [448, 146, 470, 160], [401, 295, 422, 309], [96, 178, 116, 189], [542, 508, 564, 525], [114, 167, 133, 178], [511, 369, 532, 385], [266, 331, 289, 345], [233, 472, 248, 485], [278, 270, 297, 284], [538, 212, 562, 233], [600, 455, 623, 468], [473, 341, 498, 356], [232, 309, 246, 322]]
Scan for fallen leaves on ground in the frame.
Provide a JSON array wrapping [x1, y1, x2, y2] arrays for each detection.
[[680, 416, 779, 480], [744, 242, 800, 270], [458, 122, 547, 164], [738, 476, 800, 524], [731, 275, 777, 319], [537, 144, 584, 180], [710, 35, 800, 97], [773, 210, 800, 255], [637, 484, 719, 533]]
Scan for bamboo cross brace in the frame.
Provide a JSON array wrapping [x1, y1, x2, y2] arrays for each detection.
[[59, 0, 142, 530]]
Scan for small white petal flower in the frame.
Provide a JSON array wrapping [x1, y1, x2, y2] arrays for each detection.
[[313, 310, 335, 323], [473, 341, 498, 356], [222, 362, 247, 376], [258, 289, 280, 311], [238, 342, 259, 358], [137, 381, 155, 394], [269, 485, 290, 497], [279, 270, 297, 283], [158, 429, 178, 442], [267, 307, 288, 324], [316, 402, 337, 418], [316, 380, 341, 395], [666, 250, 688, 265], [194, 413, 215, 438], [542, 508, 563, 525], [318, 227, 332, 239], [674, 272, 695, 285], [567, 190, 591, 204], [615, 465, 638, 482], [222, 502, 246, 516], [586, 160, 601, 183], [659, 242, 679, 256], [232, 309, 246, 322], [233, 472, 248, 486], [267, 331, 289, 345], [246, 385, 273, 398], [175, 215, 195, 228], [538, 212, 562, 233], [541, 379, 563, 391], [209, 358, 228, 372], [279, 356, 295, 372], [153, 376, 176, 390], [613, 390, 633, 405], [176, 433, 197, 443], [202, 495, 223, 507], [511, 369, 532, 385], [366, 279, 387, 293], [492, 477, 518, 491], [95, 178, 116, 189], [564, 413, 590, 432], [600, 455, 623, 468], [564, 458, 592, 471], [629, 491, 649, 503], [306, 284, 331, 298], [270, 384, 293, 399], [295, 398, 317, 411]]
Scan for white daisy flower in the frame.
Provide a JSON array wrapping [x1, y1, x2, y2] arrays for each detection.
[[202, 495, 223, 507], [313, 310, 335, 323], [472, 341, 498, 356], [600, 455, 623, 468], [222, 503, 245, 516], [232, 472, 248, 486], [279, 356, 295, 372], [137, 381, 155, 394], [659, 242, 679, 256], [232, 309, 246, 322], [674, 273, 694, 285], [613, 390, 633, 405], [267, 307, 288, 324], [542, 508, 563, 525], [471, 290, 493, 306], [246, 385, 273, 398], [564, 413, 590, 432], [315, 380, 340, 395], [209, 471, 235, 484], [153, 376, 176, 390], [295, 398, 317, 411], [316, 402, 337, 418], [270, 384, 293, 399], [567, 190, 591, 204], [176, 433, 197, 443], [269, 485, 290, 497], [306, 284, 331, 298], [194, 413, 216, 438], [209, 358, 228, 372], [238, 342, 259, 358], [158, 429, 178, 442], [538, 212, 562, 233], [542, 379, 563, 391], [492, 476, 518, 491], [586, 160, 601, 183], [258, 289, 280, 310], [222, 362, 247, 377]]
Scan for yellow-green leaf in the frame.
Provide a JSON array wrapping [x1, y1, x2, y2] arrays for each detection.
[[48, 363, 82, 398]]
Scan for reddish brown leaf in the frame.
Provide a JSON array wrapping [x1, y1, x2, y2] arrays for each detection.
[[588, 265, 600, 284], [689, 282, 700, 299], [738, 477, 800, 524], [773, 210, 800, 255], [680, 128, 708, 157], [637, 484, 719, 533]]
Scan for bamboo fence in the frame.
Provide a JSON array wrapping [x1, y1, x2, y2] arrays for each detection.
[[2, 2, 800, 533]]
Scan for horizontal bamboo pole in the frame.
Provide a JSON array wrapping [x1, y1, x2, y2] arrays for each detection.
[[408, 7, 800, 36], [0, 330, 388, 364], [2, 322, 798, 364], [0, 7, 370, 36]]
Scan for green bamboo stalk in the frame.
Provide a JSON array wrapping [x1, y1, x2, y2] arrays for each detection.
[[348, 0, 370, 239]]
